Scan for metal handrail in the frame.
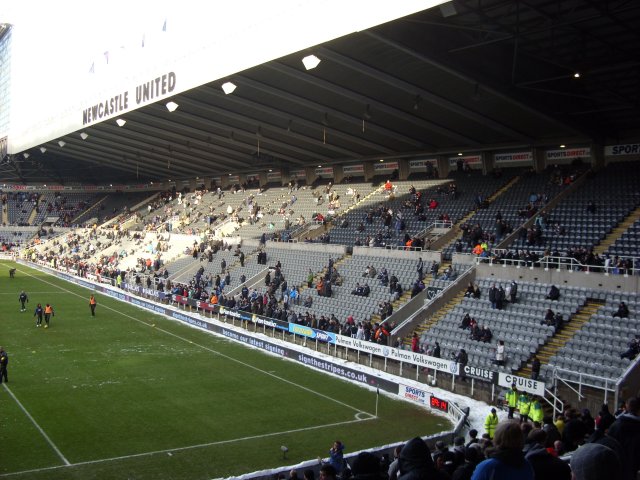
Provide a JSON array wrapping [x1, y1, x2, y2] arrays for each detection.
[[476, 254, 639, 275], [543, 387, 565, 420], [416, 220, 453, 239]]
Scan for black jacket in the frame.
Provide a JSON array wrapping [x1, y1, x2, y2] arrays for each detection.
[[524, 443, 571, 480], [607, 413, 640, 480], [398, 437, 450, 480]]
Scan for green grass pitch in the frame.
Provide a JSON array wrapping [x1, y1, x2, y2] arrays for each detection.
[[0, 261, 450, 479]]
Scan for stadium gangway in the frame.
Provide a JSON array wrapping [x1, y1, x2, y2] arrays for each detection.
[[415, 220, 453, 240]]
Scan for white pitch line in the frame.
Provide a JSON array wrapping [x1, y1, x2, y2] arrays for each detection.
[[0, 291, 61, 295], [0, 416, 374, 478], [2, 384, 70, 466]]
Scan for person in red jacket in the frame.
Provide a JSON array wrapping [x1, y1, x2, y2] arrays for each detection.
[[411, 333, 419, 352]]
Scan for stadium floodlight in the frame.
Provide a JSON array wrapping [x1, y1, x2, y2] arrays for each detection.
[[116, 119, 127, 127], [166, 101, 179, 112], [221, 82, 236, 94], [80, 132, 89, 140], [58, 140, 66, 147], [302, 54, 320, 70], [40, 147, 46, 153]]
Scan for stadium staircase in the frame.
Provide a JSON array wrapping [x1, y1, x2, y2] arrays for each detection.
[[27, 205, 39, 225], [403, 277, 466, 347], [71, 195, 109, 225], [298, 254, 349, 294], [300, 185, 384, 240], [517, 299, 606, 377], [170, 257, 205, 284], [429, 175, 522, 252], [593, 205, 640, 255], [372, 289, 414, 326]]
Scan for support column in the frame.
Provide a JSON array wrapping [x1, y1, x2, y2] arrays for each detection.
[[533, 147, 546, 173], [398, 159, 410, 180], [305, 166, 316, 186], [280, 167, 290, 187], [437, 155, 450, 178], [483, 151, 495, 175], [363, 161, 375, 182], [591, 143, 605, 171], [238, 173, 247, 188], [333, 164, 344, 184], [259, 172, 268, 187]]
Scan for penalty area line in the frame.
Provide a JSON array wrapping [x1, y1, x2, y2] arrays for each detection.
[[2, 384, 70, 467], [0, 416, 374, 478]]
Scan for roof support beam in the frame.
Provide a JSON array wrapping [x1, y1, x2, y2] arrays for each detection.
[[198, 85, 394, 155], [234, 75, 432, 149], [151, 108, 321, 163], [364, 30, 587, 139], [100, 114, 255, 170], [176, 97, 363, 159], [264, 63, 477, 146], [317, 46, 532, 143]]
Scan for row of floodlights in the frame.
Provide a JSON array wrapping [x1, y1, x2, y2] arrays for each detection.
[[42, 54, 321, 152]]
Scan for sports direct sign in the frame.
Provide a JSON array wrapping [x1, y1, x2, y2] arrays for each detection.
[[546, 147, 590, 160], [494, 152, 533, 164], [605, 143, 640, 156], [399, 384, 429, 405]]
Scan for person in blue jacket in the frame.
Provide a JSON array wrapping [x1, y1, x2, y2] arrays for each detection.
[[471, 420, 534, 480], [328, 440, 345, 476]]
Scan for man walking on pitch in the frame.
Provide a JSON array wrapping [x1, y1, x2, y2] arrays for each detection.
[[34, 303, 44, 327], [89, 294, 97, 317], [19, 290, 28, 312], [44, 303, 55, 328], [0, 347, 8, 383]]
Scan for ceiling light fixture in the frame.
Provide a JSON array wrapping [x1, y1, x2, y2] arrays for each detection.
[[116, 119, 126, 127], [23, 152, 30, 159], [573, 72, 580, 78], [560, 144, 566, 148], [317, 165, 322, 168], [166, 101, 179, 112], [80, 132, 89, 140], [457, 152, 463, 156], [40, 147, 46, 153], [221, 82, 236, 94], [379, 159, 384, 162], [302, 54, 321, 70], [58, 140, 66, 147]]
